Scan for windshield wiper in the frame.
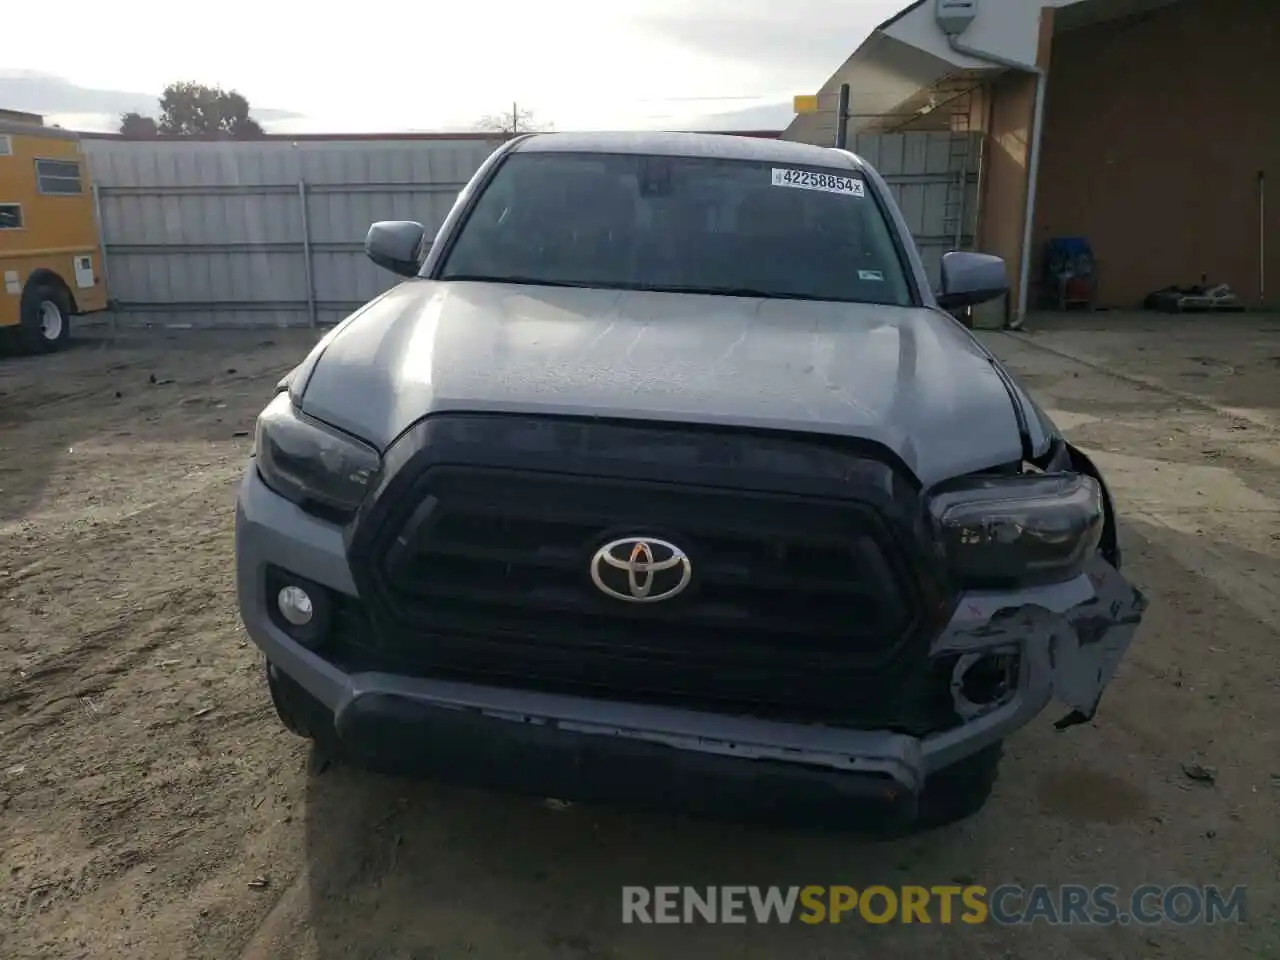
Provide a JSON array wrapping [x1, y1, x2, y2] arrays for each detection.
[[440, 274, 600, 289], [624, 283, 831, 302], [440, 275, 843, 303]]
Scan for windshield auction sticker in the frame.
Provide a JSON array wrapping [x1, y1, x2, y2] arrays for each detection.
[[771, 168, 865, 197]]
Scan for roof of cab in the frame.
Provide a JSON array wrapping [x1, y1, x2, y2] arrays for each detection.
[[512, 130, 863, 170]]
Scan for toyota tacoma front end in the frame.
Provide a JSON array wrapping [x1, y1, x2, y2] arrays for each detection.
[[235, 132, 1147, 831]]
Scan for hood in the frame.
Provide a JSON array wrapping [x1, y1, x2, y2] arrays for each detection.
[[298, 280, 1025, 486]]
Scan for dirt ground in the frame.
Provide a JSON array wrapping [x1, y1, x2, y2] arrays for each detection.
[[2, 313, 1278, 959]]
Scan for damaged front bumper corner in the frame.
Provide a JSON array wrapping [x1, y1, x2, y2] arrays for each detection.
[[931, 554, 1148, 747]]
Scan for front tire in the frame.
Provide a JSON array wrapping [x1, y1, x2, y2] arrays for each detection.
[[20, 282, 72, 354]]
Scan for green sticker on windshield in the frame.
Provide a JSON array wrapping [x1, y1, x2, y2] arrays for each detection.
[[858, 270, 884, 281]]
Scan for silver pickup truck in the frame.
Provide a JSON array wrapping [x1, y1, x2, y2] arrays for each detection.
[[235, 131, 1146, 832]]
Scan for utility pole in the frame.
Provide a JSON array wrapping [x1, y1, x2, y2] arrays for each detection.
[[511, 101, 519, 136], [834, 83, 851, 150]]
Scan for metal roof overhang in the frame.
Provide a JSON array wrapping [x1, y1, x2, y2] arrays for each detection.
[[784, 0, 1187, 143], [783, 29, 996, 143]]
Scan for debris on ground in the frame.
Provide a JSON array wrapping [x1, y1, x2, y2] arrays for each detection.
[[1181, 762, 1217, 785]]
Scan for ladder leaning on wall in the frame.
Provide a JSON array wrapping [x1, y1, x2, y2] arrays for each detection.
[[940, 88, 981, 251]]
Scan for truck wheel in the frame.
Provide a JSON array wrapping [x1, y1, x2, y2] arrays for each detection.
[[265, 660, 335, 744], [20, 282, 72, 353], [915, 741, 1003, 829]]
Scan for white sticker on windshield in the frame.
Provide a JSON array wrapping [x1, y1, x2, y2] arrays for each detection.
[[858, 269, 884, 281], [771, 167, 864, 197]]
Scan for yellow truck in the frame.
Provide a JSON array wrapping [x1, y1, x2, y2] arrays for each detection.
[[0, 108, 109, 352]]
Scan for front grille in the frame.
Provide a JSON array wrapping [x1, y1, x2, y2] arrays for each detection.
[[383, 467, 913, 654], [343, 417, 956, 731]]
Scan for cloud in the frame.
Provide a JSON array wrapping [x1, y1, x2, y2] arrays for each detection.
[[633, 0, 895, 85], [678, 101, 796, 131], [0, 70, 302, 128]]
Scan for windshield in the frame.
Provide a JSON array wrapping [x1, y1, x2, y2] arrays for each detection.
[[437, 151, 914, 306]]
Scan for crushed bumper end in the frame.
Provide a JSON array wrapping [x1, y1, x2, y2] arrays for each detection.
[[333, 690, 920, 828], [932, 556, 1148, 730]]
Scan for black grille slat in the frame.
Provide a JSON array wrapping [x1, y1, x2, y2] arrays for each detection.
[[386, 565, 887, 644], [416, 531, 888, 598], [387, 592, 885, 649], [343, 416, 956, 730], [396, 551, 886, 604], [359, 614, 858, 670], [400, 539, 880, 598], [419, 472, 890, 539], [416, 540, 583, 570]]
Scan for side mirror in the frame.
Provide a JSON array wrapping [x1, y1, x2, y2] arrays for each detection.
[[936, 251, 1008, 309], [365, 220, 427, 278]]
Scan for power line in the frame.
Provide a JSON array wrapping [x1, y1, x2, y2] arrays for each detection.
[[635, 94, 783, 103]]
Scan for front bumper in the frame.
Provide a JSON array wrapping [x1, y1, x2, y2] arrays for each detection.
[[236, 467, 1146, 815], [331, 682, 919, 824]]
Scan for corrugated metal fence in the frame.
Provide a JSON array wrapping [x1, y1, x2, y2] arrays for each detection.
[[83, 132, 980, 329], [84, 137, 501, 328], [847, 130, 982, 285]]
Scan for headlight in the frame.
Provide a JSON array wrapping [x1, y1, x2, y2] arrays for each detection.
[[253, 392, 380, 519], [929, 473, 1103, 588]]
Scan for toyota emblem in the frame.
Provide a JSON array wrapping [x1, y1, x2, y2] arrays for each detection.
[[589, 536, 692, 603]]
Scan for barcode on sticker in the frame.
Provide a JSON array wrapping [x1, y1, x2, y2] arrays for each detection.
[[771, 168, 864, 197]]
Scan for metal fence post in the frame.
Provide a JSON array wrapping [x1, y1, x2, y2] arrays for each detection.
[[90, 181, 117, 332], [297, 179, 317, 328], [834, 84, 851, 150]]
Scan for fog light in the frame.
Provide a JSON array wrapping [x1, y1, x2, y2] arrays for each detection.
[[277, 585, 314, 626], [265, 567, 333, 649]]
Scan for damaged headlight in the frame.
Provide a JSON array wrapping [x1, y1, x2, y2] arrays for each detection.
[[929, 473, 1103, 588], [253, 392, 380, 519]]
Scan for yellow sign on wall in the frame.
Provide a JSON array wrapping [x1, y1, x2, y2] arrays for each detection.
[[792, 94, 820, 115]]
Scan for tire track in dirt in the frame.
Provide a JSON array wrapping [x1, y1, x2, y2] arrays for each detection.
[[0, 331, 322, 960], [0, 458, 274, 956], [1, 579, 288, 957], [1, 586, 214, 734]]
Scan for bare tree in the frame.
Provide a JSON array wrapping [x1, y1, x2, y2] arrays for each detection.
[[474, 103, 551, 137]]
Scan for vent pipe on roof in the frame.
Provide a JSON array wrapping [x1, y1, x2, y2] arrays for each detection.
[[935, 0, 1046, 330]]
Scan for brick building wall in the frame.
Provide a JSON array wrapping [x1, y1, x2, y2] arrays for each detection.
[[1032, 0, 1278, 307]]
